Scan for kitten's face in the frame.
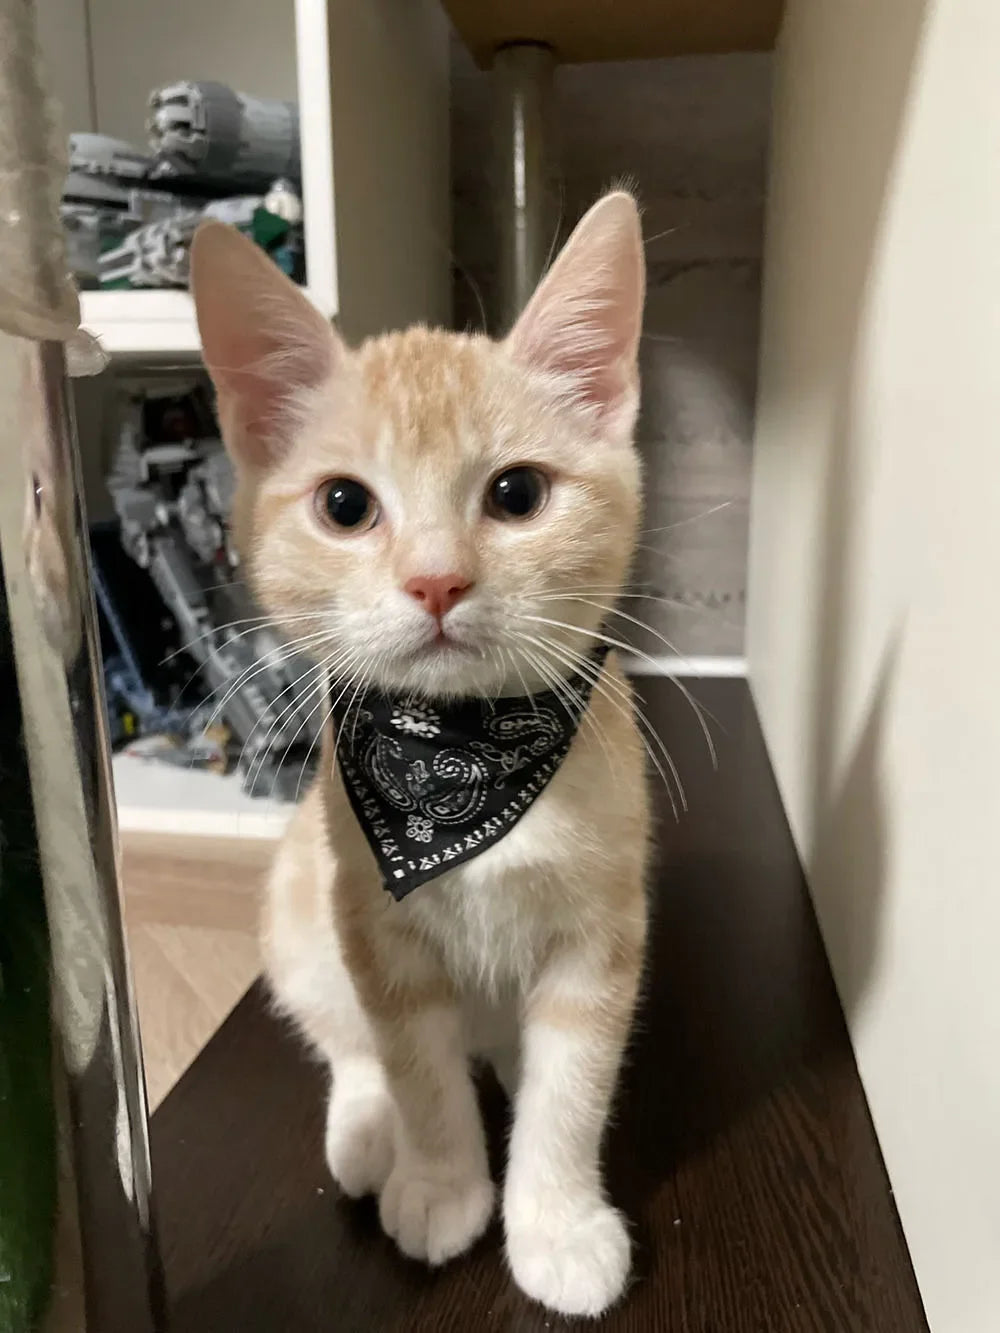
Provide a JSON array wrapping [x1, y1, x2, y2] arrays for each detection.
[[193, 192, 645, 699], [243, 329, 640, 697]]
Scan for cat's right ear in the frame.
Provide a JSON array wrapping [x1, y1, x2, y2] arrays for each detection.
[[191, 221, 342, 469]]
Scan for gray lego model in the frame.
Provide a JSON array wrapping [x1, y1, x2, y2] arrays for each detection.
[[107, 385, 320, 798], [147, 81, 300, 189]]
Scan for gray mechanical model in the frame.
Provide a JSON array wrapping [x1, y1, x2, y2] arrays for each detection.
[[106, 384, 320, 798], [147, 81, 301, 188]]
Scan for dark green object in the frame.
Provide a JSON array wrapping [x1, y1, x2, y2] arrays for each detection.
[[247, 207, 305, 283], [0, 592, 57, 1332]]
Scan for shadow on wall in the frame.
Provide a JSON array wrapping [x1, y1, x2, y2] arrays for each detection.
[[811, 632, 901, 1020], [771, 0, 932, 1017]]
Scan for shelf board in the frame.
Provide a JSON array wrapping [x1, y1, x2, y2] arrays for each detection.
[[81, 289, 202, 358], [81, 286, 334, 360], [113, 753, 291, 839], [443, 0, 784, 66]]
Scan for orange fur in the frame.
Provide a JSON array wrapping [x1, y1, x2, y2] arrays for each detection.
[[192, 191, 652, 1317]]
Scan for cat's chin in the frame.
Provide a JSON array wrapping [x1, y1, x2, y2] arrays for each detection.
[[371, 638, 510, 702]]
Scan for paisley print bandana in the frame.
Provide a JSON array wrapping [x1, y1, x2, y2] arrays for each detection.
[[331, 646, 612, 900]]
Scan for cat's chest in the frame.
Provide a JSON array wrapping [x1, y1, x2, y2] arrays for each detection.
[[400, 812, 573, 995]]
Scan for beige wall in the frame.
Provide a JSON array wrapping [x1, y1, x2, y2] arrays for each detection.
[[748, 1, 1000, 1329], [329, 0, 451, 342]]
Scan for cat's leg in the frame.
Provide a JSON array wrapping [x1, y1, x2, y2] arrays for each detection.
[[339, 909, 495, 1266], [314, 967, 395, 1201], [263, 795, 394, 1199], [504, 911, 645, 1317]]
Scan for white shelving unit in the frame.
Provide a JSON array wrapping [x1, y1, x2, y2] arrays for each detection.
[[39, 0, 450, 356], [113, 753, 293, 839], [38, 0, 451, 829], [77, 290, 212, 358], [78, 285, 335, 358]]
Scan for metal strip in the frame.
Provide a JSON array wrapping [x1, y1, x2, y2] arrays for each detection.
[[0, 334, 165, 1330], [491, 42, 556, 333]]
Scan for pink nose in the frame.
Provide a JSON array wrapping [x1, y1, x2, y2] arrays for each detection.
[[404, 573, 473, 620]]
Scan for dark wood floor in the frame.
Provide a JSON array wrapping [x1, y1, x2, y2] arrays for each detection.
[[151, 680, 927, 1332]]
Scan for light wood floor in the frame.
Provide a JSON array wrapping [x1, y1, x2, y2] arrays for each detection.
[[121, 833, 274, 1110]]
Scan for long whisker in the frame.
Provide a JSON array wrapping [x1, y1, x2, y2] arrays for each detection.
[[289, 652, 373, 803], [313, 652, 386, 802], [238, 643, 352, 791], [547, 598, 719, 766], [510, 629, 683, 816], [537, 589, 740, 628], [197, 625, 341, 738], [278, 653, 367, 801], [515, 641, 580, 736], [505, 644, 540, 718], [348, 660, 376, 751], [192, 625, 336, 723], [514, 639, 621, 783], [160, 609, 328, 665], [239, 675, 325, 785], [515, 611, 718, 770], [638, 499, 733, 536]]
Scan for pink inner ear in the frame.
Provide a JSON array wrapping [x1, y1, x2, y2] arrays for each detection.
[[213, 328, 333, 444], [506, 194, 645, 426], [518, 296, 635, 412], [192, 221, 340, 467]]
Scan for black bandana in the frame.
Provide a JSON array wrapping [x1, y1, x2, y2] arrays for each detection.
[[331, 647, 611, 900]]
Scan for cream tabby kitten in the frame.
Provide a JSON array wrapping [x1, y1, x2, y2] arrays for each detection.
[[190, 192, 650, 1318]]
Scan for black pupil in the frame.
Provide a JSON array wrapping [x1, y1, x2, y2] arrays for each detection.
[[491, 467, 541, 517], [326, 479, 371, 528]]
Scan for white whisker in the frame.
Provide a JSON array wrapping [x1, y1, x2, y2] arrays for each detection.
[[638, 500, 733, 536], [513, 640, 622, 786], [288, 652, 373, 804], [510, 628, 682, 816], [160, 609, 328, 665], [515, 611, 717, 771], [198, 625, 341, 738], [550, 598, 719, 767], [238, 643, 352, 791]]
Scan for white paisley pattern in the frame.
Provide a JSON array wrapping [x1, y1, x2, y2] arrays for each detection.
[[390, 700, 440, 737], [330, 644, 610, 898], [405, 813, 434, 843]]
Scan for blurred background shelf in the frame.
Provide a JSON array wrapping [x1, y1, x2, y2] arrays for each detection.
[[40, 0, 451, 358], [113, 753, 291, 839], [80, 291, 203, 358], [80, 286, 334, 359]]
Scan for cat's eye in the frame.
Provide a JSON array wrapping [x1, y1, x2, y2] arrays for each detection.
[[316, 477, 380, 533], [485, 466, 549, 521]]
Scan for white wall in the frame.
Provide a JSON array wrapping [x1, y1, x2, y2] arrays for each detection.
[[748, 1, 1000, 1330]]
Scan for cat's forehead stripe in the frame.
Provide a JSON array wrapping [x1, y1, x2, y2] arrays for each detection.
[[359, 328, 492, 460]]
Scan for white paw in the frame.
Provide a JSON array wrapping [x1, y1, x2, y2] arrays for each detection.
[[325, 1090, 395, 1199], [379, 1160, 495, 1266], [506, 1201, 631, 1317]]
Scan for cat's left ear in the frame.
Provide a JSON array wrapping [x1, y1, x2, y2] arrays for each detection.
[[191, 221, 344, 470], [505, 190, 645, 445]]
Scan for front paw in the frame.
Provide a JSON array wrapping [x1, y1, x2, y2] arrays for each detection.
[[379, 1159, 495, 1266], [505, 1198, 631, 1317], [325, 1087, 395, 1199]]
